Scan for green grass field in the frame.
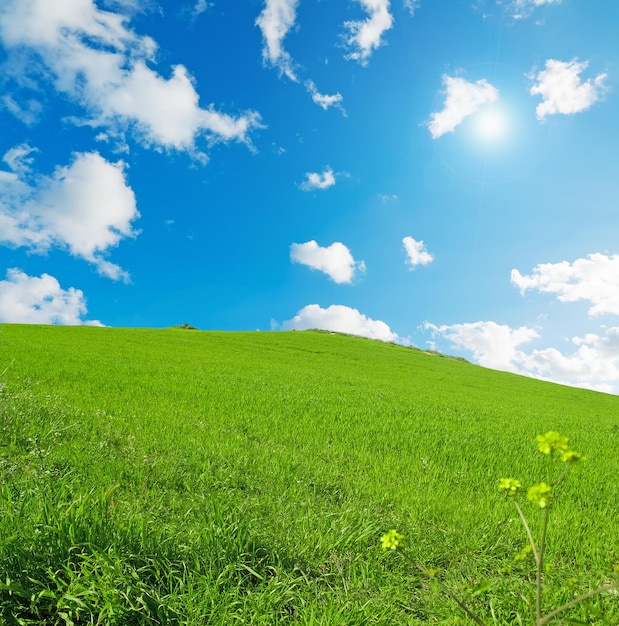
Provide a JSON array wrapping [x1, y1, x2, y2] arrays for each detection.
[[1, 324, 618, 624]]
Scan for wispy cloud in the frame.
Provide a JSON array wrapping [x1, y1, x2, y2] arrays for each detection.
[[2, 143, 38, 175], [283, 304, 400, 342], [190, 0, 212, 20], [305, 80, 346, 114], [0, 147, 139, 281], [0, 0, 262, 155], [530, 59, 607, 120], [427, 75, 499, 138], [256, 0, 299, 82], [403, 236, 433, 269], [343, 0, 394, 66], [403, 0, 420, 16], [511, 253, 619, 316], [1, 95, 43, 126], [299, 167, 336, 191], [0, 268, 103, 326], [506, 0, 562, 20], [290, 240, 365, 284]]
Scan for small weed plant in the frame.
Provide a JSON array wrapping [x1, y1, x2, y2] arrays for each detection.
[[381, 432, 618, 625]]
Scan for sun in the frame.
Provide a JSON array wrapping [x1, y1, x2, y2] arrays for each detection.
[[473, 106, 509, 142]]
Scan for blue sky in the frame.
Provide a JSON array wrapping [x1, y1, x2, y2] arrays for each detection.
[[1, 0, 619, 393]]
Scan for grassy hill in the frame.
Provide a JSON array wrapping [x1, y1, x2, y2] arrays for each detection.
[[1, 324, 618, 624]]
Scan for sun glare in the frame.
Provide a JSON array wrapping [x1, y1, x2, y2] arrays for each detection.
[[473, 107, 508, 142]]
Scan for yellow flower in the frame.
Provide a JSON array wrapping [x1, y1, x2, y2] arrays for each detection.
[[499, 477, 522, 496], [514, 545, 532, 562], [380, 529, 405, 551], [536, 431, 569, 455], [560, 449, 585, 463], [527, 482, 553, 508]]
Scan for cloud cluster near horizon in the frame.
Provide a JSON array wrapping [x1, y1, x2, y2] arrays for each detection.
[[425, 252, 619, 394], [0, 268, 103, 326]]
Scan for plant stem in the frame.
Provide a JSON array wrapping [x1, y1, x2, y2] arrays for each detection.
[[406, 556, 487, 626], [514, 501, 538, 563], [536, 507, 550, 624], [538, 584, 616, 625]]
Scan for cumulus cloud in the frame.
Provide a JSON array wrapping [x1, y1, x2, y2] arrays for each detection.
[[299, 167, 336, 191], [530, 59, 607, 120], [283, 304, 399, 342], [256, 0, 299, 82], [0, 268, 103, 325], [427, 75, 499, 138], [0, 148, 139, 281], [0, 0, 261, 154], [290, 240, 365, 284], [343, 0, 393, 65], [305, 80, 346, 114], [403, 236, 433, 269], [511, 253, 619, 317], [506, 0, 562, 20]]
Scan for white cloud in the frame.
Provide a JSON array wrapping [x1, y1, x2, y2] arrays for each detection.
[[424, 320, 539, 371], [283, 304, 399, 342], [290, 240, 365, 284], [0, 268, 103, 325], [530, 59, 607, 120], [403, 236, 433, 269], [305, 80, 346, 114], [0, 148, 139, 281], [0, 0, 262, 153], [299, 167, 336, 191], [343, 0, 393, 66], [511, 253, 619, 317], [427, 75, 499, 138], [506, 0, 562, 20], [256, 0, 299, 82]]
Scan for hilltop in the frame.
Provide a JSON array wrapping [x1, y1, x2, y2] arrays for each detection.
[[1, 324, 618, 624]]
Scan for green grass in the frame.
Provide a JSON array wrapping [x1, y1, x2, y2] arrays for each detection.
[[1, 324, 618, 624]]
